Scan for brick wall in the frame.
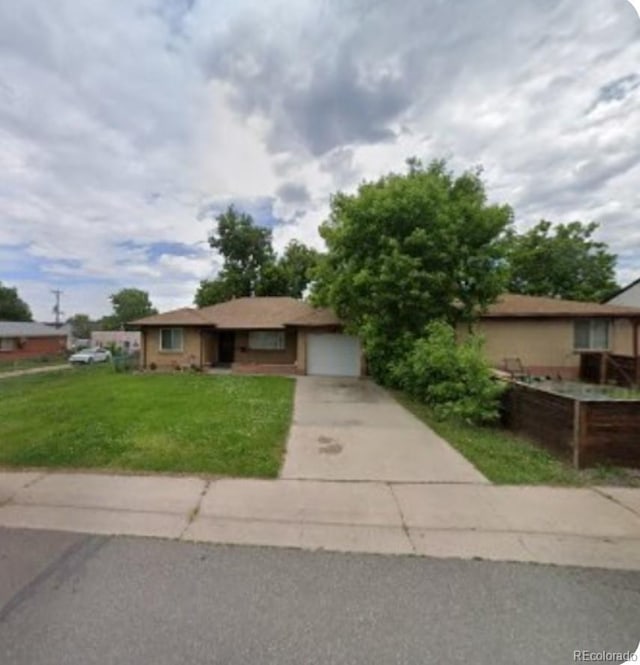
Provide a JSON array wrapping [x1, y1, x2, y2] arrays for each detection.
[[0, 336, 67, 361]]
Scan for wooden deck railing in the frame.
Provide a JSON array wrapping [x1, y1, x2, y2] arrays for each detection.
[[579, 352, 639, 388]]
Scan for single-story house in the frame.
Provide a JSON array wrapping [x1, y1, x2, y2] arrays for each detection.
[[41, 322, 73, 349], [0, 321, 68, 360], [460, 294, 640, 379], [604, 277, 640, 307], [131, 297, 364, 377], [91, 330, 141, 354]]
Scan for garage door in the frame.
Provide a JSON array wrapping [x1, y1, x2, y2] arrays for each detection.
[[306, 334, 361, 377]]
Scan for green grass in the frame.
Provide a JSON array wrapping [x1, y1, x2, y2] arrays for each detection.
[[393, 391, 640, 487], [0, 354, 67, 373], [0, 367, 295, 477]]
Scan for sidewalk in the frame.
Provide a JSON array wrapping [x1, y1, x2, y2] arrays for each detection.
[[1, 470, 640, 570]]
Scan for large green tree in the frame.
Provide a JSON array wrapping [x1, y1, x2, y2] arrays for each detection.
[[193, 278, 235, 308], [312, 158, 513, 381], [67, 313, 93, 339], [504, 220, 618, 301], [0, 282, 33, 321], [256, 240, 321, 298], [195, 206, 320, 306], [102, 288, 157, 329], [209, 205, 275, 298]]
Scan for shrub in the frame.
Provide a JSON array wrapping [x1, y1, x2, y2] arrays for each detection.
[[105, 342, 120, 356], [391, 320, 505, 424], [149, 362, 157, 371], [358, 320, 415, 387]]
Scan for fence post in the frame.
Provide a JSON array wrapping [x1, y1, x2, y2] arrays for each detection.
[[572, 400, 582, 469]]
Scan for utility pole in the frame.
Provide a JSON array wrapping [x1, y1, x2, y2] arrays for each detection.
[[51, 289, 63, 328]]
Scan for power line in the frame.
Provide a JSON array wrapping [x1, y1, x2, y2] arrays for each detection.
[[51, 289, 63, 327]]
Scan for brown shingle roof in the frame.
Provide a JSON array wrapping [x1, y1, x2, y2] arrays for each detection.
[[131, 297, 343, 329], [285, 307, 343, 327], [129, 307, 207, 326], [199, 297, 316, 329], [481, 294, 640, 319]]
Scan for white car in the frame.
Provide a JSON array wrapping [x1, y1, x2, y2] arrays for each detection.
[[69, 347, 111, 365]]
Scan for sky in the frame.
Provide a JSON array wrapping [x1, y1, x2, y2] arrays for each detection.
[[0, 0, 639, 320]]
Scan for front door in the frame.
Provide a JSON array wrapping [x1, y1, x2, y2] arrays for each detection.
[[218, 331, 235, 364]]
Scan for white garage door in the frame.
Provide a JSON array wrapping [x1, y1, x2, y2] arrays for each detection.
[[306, 334, 361, 377]]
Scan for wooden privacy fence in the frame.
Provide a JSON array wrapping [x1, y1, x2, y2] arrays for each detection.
[[502, 382, 640, 469], [579, 351, 639, 388]]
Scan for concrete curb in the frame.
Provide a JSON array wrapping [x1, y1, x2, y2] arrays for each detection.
[[1, 470, 640, 570]]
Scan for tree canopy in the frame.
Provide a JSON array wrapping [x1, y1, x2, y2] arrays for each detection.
[[209, 205, 275, 298], [504, 220, 618, 302], [195, 206, 320, 307], [67, 313, 93, 339], [312, 159, 513, 380], [0, 282, 33, 321], [101, 288, 157, 329]]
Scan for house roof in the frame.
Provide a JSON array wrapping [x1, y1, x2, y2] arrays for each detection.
[[129, 307, 207, 326], [602, 277, 640, 303], [41, 322, 72, 335], [285, 307, 343, 327], [0, 321, 69, 338], [481, 294, 640, 319], [130, 297, 342, 329]]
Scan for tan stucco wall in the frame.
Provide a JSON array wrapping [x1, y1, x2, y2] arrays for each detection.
[[232, 329, 297, 365], [459, 319, 580, 372], [142, 327, 202, 368], [458, 317, 638, 376], [611, 318, 638, 356]]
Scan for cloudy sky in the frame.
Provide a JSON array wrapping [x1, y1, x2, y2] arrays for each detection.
[[1, 0, 639, 320]]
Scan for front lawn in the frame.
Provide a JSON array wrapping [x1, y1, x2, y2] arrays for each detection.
[[0, 354, 67, 373], [394, 391, 640, 487], [0, 368, 295, 477]]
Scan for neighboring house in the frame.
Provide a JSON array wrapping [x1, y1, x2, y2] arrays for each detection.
[[0, 322, 68, 360], [37, 322, 73, 349], [604, 277, 640, 307], [91, 330, 141, 354], [130, 297, 364, 377], [460, 294, 640, 379], [43, 323, 73, 350]]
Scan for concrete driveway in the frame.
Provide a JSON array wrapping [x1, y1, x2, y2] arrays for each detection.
[[281, 377, 487, 483]]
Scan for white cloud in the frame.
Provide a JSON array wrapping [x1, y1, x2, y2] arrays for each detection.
[[626, 0, 640, 18], [0, 0, 639, 320]]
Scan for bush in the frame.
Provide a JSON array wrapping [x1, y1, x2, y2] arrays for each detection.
[[112, 354, 138, 373], [391, 320, 505, 424], [358, 320, 415, 387], [104, 342, 120, 356]]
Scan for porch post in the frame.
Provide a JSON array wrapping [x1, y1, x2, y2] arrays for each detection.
[[599, 352, 607, 385], [142, 329, 147, 368]]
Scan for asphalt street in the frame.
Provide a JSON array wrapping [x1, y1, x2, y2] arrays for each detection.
[[0, 527, 638, 664]]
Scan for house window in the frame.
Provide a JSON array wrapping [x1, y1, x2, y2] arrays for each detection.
[[248, 330, 285, 351], [0, 337, 16, 352], [159, 328, 183, 352], [573, 319, 609, 350]]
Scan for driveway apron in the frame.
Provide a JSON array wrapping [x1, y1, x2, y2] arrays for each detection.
[[281, 377, 488, 483]]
